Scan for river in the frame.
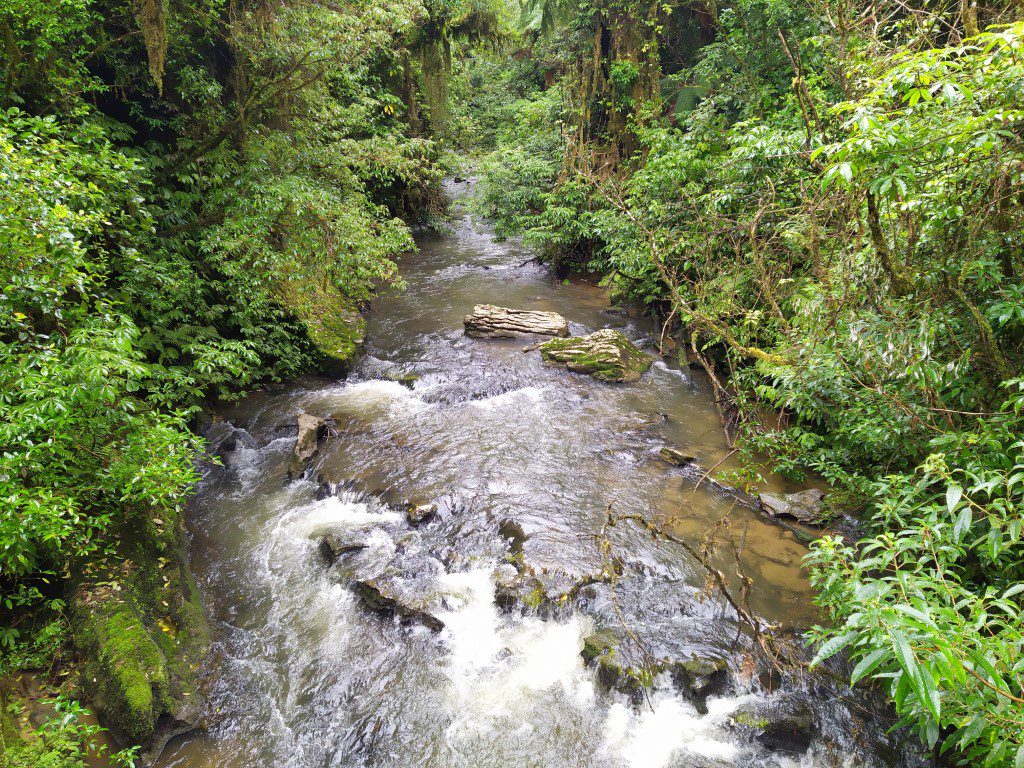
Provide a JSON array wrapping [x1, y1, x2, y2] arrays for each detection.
[[154, 180, 911, 768]]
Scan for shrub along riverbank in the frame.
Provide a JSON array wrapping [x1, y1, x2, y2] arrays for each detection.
[[462, 1, 1024, 764], [0, 0, 507, 763]]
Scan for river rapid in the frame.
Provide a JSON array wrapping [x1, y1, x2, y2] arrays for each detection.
[[155, 181, 914, 768]]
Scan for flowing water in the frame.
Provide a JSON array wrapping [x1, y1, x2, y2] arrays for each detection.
[[155, 181, 911, 768]]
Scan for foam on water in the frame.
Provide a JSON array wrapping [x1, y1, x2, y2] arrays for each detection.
[[435, 568, 595, 733], [323, 379, 429, 419], [468, 385, 547, 410], [224, 442, 274, 491], [651, 360, 693, 384], [605, 691, 742, 768], [279, 496, 402, 539], [436, 569, 506, 673]]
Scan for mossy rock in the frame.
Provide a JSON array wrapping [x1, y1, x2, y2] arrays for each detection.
[[74, 595, 170, 744], [580, 628, 653, 698], [540, 329, 653, 383], [351, 579, 445, 632], [277, 278, 365, 377], [73, 511, 210, 750], [383, 370, 420, 388], [729, 695, 816, 756], [581, 628, 617, 664], [669, 655, 730, 707]]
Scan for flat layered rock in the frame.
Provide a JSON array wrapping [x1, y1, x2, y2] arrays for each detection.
[[540, 329, 653, 382], [660, 445, 696, 466], [352, 579, 445, 632], [464, 304, 569, 338], [759, 489, 827, 526]]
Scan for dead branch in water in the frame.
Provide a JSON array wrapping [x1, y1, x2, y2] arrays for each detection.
[[596, 505, 806, 675]]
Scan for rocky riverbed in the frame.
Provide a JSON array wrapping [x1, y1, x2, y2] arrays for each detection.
[[154, 180, 920, 768]]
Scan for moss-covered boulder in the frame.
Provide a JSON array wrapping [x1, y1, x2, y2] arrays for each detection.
[[73, 508, 209, 754], [540, 329, 653, 383], [669, 655, 730, 710], [729, 695, 815, 756], [277, 279, 366, 377], [74, 594, 170, 744], [580, 628, 652, 699]]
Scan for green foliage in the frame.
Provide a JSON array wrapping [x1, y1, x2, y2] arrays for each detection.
[[0, 112, 200, 622], [809, 389, 1024, 761], [1, 0, 468, 756], [4, 698, 138, 768], [469, 0, 1024, 763]]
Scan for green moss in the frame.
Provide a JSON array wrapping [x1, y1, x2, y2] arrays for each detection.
[[72, 511, 209, 747], [540, 330, 652, 383], [731, 712, 771, 729], [1, 698, 21, 760], [277, 279, 365, 376], [522, 585, 545, 610], [74, 598, 168, 744], [581, 628, 617, 664]]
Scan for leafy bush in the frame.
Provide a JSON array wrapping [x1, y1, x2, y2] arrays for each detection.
[[4, 699, 138, 768]]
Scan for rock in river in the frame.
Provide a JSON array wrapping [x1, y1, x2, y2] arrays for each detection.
[[464, 304, 569, 338], [729, 694, 815, 756], [405, 501, 438, 526], [671, 656, 730, 705], [580, 627, 730, 709], [659, 445, 696, 467], [759, 488, 827, 526], [351, 579, 445, 632], [290, 412, 329, 478], [540, 329, 653, 383], [319, 535, 369, 563]]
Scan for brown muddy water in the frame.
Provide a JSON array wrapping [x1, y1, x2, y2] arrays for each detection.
[[153, 181, 912, 768]]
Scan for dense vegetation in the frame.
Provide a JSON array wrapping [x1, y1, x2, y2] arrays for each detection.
[[0, 0, 503, 763], [465, 0, 1024, 764], [4, 0, 1024, 764]]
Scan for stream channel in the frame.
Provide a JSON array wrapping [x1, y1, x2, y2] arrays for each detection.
[[155, 180, 912, 768]]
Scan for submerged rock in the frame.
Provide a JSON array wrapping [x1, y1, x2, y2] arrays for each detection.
[[539, 329, 653, 383], [659, 445, 696, 467], [318, 535, 369, 563], [464, 304, 569, 338], [405, 501, 438, 526], [670, 655, 730, 706], [383, 370, 420, 389], [351, 579, 445, 632], [204, 422, 256, 457], [729, 695, 815, 756], [759, 489, 827, 526], [498, 518, 527, 556]]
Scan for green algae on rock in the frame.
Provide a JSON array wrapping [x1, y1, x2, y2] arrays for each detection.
[[540, 329, 653, 382], [72, 507, 209, 751], [277, 279, 366, 378]]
